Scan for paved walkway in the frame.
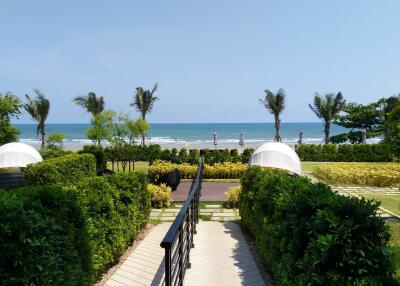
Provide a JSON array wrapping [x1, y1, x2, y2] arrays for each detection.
[[185, 221, 265, 286], [173, 182, 239, 201], [104, 221, 265, 286], [150, 203, 240, 222]]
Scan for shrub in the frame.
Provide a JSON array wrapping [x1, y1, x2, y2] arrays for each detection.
[[240, 167, 399, 285], [241, 148, 254, 163], [39, 148, 72, 160], [148, 160, 246, 180], [0, 186, 88, 286], [148, 183, 171, 208], [23, 153, 96, 186], [188, 149, 200, 165], [296, 144, 392, 162], [78, 145, 107, 174], [313, 163, 400, 187], [224, 186, 240, 208]]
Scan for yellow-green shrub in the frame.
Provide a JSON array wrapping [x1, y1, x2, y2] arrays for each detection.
[[313, 163, 400, 187], [148, 183, 171, 208], [224, 186, 240, 208], [148, 160, 247, 180]]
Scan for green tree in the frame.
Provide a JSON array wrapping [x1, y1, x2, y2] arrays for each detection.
[[0, 92, 21, 145], [73, 92, 105, 116], [377, 95, 400, 138], [47, 133, 64, 150], [87, 110, 115, 146], [331, 102, 381, 143], [24, 89, 50, 149], [260, 88, 286, 142], [130, 83, 158, 145], [384, 102, 400, 161], [309, 92, 345, 144]]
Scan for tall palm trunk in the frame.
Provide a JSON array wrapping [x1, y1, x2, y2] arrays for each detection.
[[141, 114, 146, 146], [324, 121, 330, 144], [40, 122, 46, 149], [274, 115, 282, 142]]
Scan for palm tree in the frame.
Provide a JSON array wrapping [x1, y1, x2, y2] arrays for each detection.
[[260, 88, 286, 142], [130, 83, 159, 145], [73, 92, 105, 117], [24, 89, 50, 149], [309, 92, 345, 144]]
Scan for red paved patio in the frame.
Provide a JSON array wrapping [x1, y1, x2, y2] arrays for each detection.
[[172, 182, 240, 202]]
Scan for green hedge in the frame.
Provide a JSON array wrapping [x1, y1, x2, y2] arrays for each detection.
[[295, 144, 392, 162], [104, 144, 162, 164], [39, 148, 73, 160], [78, 145, 107, 174], [23, 154, 97, 186], [240, 167, 399, 285], [0, 172, 150, 286]]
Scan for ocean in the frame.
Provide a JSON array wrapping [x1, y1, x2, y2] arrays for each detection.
[[15, 123, 375, 150]]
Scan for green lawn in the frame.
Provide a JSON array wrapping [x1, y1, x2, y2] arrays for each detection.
[[362, 194, 400, 216], [107, 161, 149, 173]]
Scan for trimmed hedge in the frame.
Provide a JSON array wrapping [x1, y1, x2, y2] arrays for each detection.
[[39, 148, 73, 160], [23, 153, 97, 186], [104, 144, 162, 164], [240, 167, 399, 285], [0, 172, 150, 286], [78, 145, 107, 174], [296, 144, 392, 162], [148, 160, 246, 180]]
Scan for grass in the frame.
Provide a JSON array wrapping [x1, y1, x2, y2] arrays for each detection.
[[107, 161, 149, 173], [387, 222, 400, 276], [362, 194, 400, 216]]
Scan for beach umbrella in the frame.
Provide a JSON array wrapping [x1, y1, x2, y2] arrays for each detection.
[[361, 128, 367, 144], [0, 142, 43, 168], [298, 129, 304, 145], [239, 133, 245, 147], [213, 131, 218, 147]]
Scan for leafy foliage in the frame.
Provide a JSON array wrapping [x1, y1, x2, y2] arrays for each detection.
[[86, 110, 116, 146], [0, 92, 21, 145], [309, 92, 345, 144], [384, 102, 400, 162], [240, 167, 399, 285], [23, 153, 96, 186], [23, 89, 50, 149], [260, 88, 286, 142], [224, 186, 240, 208], [313, 163, 400, 187], [148, 183, 171, 208], [78, 145, 107, 174], [73, 92, 105, 116], [295, 143, 392, 162], [46, 132, 64, 149]]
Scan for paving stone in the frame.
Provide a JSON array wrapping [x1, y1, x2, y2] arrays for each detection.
[[164, 209, 179, 213], [205, 204, 223, 208]]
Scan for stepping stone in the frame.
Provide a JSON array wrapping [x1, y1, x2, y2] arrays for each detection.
[[164, 209, 179, 213], [162, 213, 177, 217], [205, 205, 223, 209], [160, 217, 174, 221], [211, 217, 222, 221]]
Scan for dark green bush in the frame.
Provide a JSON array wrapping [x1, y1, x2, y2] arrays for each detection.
[[188, 149, 200, 165], [0, 186, 88, 286], [240, 167, 399, 285], [78, 145, 107, 174], [241, 148, 254, 163], [0, 172, 150, 286], [39, 148, 72, 160], [23, 153, 96, 186], [296, 144, 392, 162]]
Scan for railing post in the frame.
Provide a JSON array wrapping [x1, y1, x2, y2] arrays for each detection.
[[179, 225, 184, 285], [165, 247, 172, 286]]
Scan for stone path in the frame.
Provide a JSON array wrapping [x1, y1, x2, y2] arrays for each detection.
[[104, 221, 265, 285], [150, 203, 240, 222], [185, 221, 265, 286], [105, 223, 170, 286]]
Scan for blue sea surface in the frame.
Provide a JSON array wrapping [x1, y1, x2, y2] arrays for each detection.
[[15, 122, 357, 149]]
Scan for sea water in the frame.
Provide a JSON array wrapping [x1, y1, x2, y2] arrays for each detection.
[[15, 123, 375, 150]]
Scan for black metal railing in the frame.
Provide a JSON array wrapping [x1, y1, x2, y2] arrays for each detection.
[[160, 158, 203, 286]]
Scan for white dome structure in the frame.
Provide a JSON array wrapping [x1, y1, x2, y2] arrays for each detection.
[[0, 142, 43, 168], [249, 142, 302, 175]]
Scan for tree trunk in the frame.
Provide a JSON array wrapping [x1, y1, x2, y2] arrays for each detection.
[[274, 116, 281, 142], [141, 132, 145, 146], [41, 129, 45, 149], [324, 121, 330, 144], [97, 139, 101, 147]]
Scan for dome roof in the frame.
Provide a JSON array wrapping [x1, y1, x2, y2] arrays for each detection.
[[0, 143, 43, 168], [249, 142, 302, 175]]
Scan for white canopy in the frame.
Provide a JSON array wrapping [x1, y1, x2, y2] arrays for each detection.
[[0, 142, 43, 168], [249, 142, 302, 175]]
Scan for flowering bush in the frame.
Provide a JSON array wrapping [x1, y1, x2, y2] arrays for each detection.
[[148, 183, 171, 208], [313, 163, 400, 187], [224, 186, 240, 208]]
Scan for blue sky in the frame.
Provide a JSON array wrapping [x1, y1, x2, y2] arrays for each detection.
[[1, 0, 399, 123]]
